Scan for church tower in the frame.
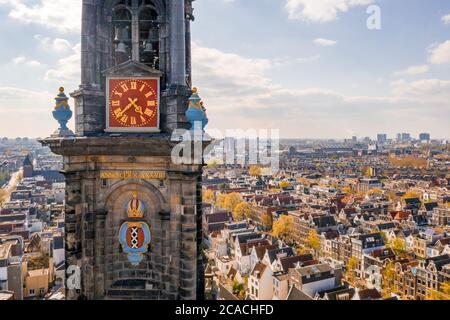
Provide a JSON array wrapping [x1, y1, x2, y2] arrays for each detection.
[[41, 0, 205, 300]]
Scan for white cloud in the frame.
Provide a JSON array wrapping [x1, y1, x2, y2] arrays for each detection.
[[285, 0, 372, 23], [34, 35, 72, 52], [392, 64, 429, 77], [0, 86, 63, 138], [428, 40, 450, 65], [296, 54, 321, 63], [442, 13, 450, 25], [192, 42, 275, 94], [192, 43, 450, 138], [12, 55, 41, 67], [0, 87, 49, 101], [0, 0, 81, 33], [314, 38, 337, 47], [390, 78, 450, 102], [45, 43, 81, 82]]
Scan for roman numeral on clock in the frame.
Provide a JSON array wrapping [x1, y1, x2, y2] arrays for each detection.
[[114, 108, 122, 117], [131, 81, 137, 90], [145, 91, 153, 98], [144, 109, 153, 117], [120, 115, 129, 123], [131, 117, 137, 125], [147, 101, 156, 107], [112, 100, 120, 107], [121, 84, 129, 92]]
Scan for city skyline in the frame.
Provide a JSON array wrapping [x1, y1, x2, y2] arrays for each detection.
[[0, 0, 449, 305], [0, 0, 449, 138]]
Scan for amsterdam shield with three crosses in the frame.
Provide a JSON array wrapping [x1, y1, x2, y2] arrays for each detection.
[[119, 193, 151, 265]]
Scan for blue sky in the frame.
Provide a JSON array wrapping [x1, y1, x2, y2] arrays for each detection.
[[0, 0, 449, 139]]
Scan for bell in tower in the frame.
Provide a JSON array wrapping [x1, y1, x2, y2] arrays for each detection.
[[40, 0, 206, 300]]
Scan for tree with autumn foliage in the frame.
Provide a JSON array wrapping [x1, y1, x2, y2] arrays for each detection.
[[248, 165, 262, 177], [427, 282, 450, 300], [402, 190, 420, 200], [261, 213, 273, 232], [0, 189, 8, 205], [390, 238, 406, 256], [223, 193, 243, 212], [381, 261, 397, 297], [367, 188, 383, 196], [341, 186, 354, 194], [215, 192, 243, 213], [389, 156, 427, 168], [345, 257, 359, 285], [272, 215, 295, 245], [215, 193, 227, 208], [306, 229, 321, 251], [233, 202, 252, 221], [206, 158, 221, 168], [279, 180, 292, 189], [203, 189, 215, 203]]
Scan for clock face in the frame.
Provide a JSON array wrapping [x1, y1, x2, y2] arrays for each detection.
[[107, 78, 159, 131]]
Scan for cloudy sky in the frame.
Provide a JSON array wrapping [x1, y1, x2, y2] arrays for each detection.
[[0, 0, 449, 139]]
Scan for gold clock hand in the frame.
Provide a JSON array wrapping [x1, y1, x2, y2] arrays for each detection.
[[116, 99, 136, 118], [128, 98, 144, 115], [135, 105, 144, 115]]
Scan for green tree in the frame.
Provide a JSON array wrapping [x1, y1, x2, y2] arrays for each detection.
[[0, 172, 10, 186], [380, 231, 388, 246], [232, 281, 246, 300], [28, 253, 50, 271]]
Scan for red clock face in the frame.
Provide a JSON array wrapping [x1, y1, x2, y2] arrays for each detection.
[[108, 78, 159, 129]]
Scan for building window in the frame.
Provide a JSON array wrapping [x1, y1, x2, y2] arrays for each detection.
[[112, 0, 160, 69], [39, 288, 46, 295], [112, 5, 132, 65], [29, 289, 35, 296]]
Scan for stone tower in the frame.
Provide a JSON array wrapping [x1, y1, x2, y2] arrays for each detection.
[[40, 0, 205, 300], [23, 155, 34, 178]]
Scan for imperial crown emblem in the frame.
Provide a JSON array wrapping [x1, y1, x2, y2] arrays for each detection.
[[127, 192, 145, 218]]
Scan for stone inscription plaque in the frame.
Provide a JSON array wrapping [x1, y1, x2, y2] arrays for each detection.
[[100, 170, 166, 180]]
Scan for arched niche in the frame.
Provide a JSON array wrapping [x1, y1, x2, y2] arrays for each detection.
[[103, 180, 167, 223], [102, 180, 168, 290]]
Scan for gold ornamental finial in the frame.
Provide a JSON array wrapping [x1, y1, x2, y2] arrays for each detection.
[[192, 87, 198, 94], [59, 87, 65, 93]]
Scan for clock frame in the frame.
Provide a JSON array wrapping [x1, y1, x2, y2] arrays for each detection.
[[105, 76, 161, 133]]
